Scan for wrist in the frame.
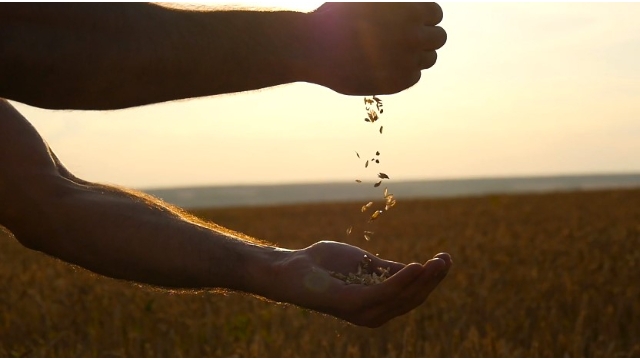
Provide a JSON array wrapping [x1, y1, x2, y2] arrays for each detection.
[[195, 9, 320, 95], [222, 242, 293, 300], [282, 11, 325, 86], [292, 8, 355, 93], [248, 10, 321, 87], [291, 10, 329, 88]]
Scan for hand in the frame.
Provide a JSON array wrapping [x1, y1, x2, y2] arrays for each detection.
[[305, 3, 447, 95], [272, 241, 452, 328]]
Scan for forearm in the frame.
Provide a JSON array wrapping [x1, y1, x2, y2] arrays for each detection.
[[0, 3, 313, 110], [2, 172, 288, 294], [0, 98, 287, 296]]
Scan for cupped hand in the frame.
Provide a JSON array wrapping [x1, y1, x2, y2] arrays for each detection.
[[274, 240, 452, 328], [305, 3, 447, 96]]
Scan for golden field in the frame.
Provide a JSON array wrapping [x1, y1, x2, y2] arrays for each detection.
[[1, 189, 639, 357]]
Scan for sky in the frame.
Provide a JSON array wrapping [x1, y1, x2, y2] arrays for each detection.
[[10, 2, 640, 189]]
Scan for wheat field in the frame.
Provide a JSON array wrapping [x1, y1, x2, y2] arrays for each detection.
[[1, 189, 639, 357]]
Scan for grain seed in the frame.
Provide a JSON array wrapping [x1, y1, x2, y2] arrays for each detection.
[[355, 151, 360, 159], [374, 180, 382, 188], [385, 199, 397, 211], [385, 195, 396, 210], [365, 160, 369, 168], [368, 210, 383, 222], [380, 126, 383, 134], [367, 110, 379, 123], [376, 151, 380, 156], [355, 179, 362, 183], [378, 173, 389, 179], [361, 202, 373, 212], [346, 226, 353, 235], [362, 255, 372, 272]]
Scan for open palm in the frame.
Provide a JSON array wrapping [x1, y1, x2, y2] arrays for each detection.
[[273, 241, 452, 328]]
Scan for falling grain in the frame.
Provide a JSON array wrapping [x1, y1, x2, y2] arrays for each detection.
[[367, 110, 379, 123], [385, 199, 397, 211], [368, 210, 383, 222], [347, 95, 394, 241], [361, 202, 373, 212], [346, 226, 352, 235]]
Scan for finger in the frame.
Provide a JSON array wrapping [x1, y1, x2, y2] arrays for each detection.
[[421, 2, 444, 26], [369, 256, 406, 275], [414, 257, 449, 295], [409, 253, 452, 296], [420, 50, 438, 70], [362, 263, 422, 307], [368, 262, 424, 300], [329, 263, 422, 322], [380, 261, 406, 275], [385, 257, 448, 319], [420, 26, 447, 51], [358, 254, 452, 324], [434, 252, 453, 269]]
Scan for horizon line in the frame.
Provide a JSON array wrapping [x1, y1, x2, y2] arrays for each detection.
[[139, 171, 640, 191]]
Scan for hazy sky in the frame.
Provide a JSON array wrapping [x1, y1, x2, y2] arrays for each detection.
[[11, 2, 640, 189]]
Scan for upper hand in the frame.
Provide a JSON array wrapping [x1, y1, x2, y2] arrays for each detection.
[[272, 240, 452, 328], [303, 3, 447, 96]]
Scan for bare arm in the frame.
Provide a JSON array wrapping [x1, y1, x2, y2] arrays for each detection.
[[0, 99, 451, 327], [0, 3, 447, 110], [0, 99, 273, 290]]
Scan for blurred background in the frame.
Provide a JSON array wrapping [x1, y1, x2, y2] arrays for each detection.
[[2, 3, 640, 357], [9, 2, 640, 207]]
